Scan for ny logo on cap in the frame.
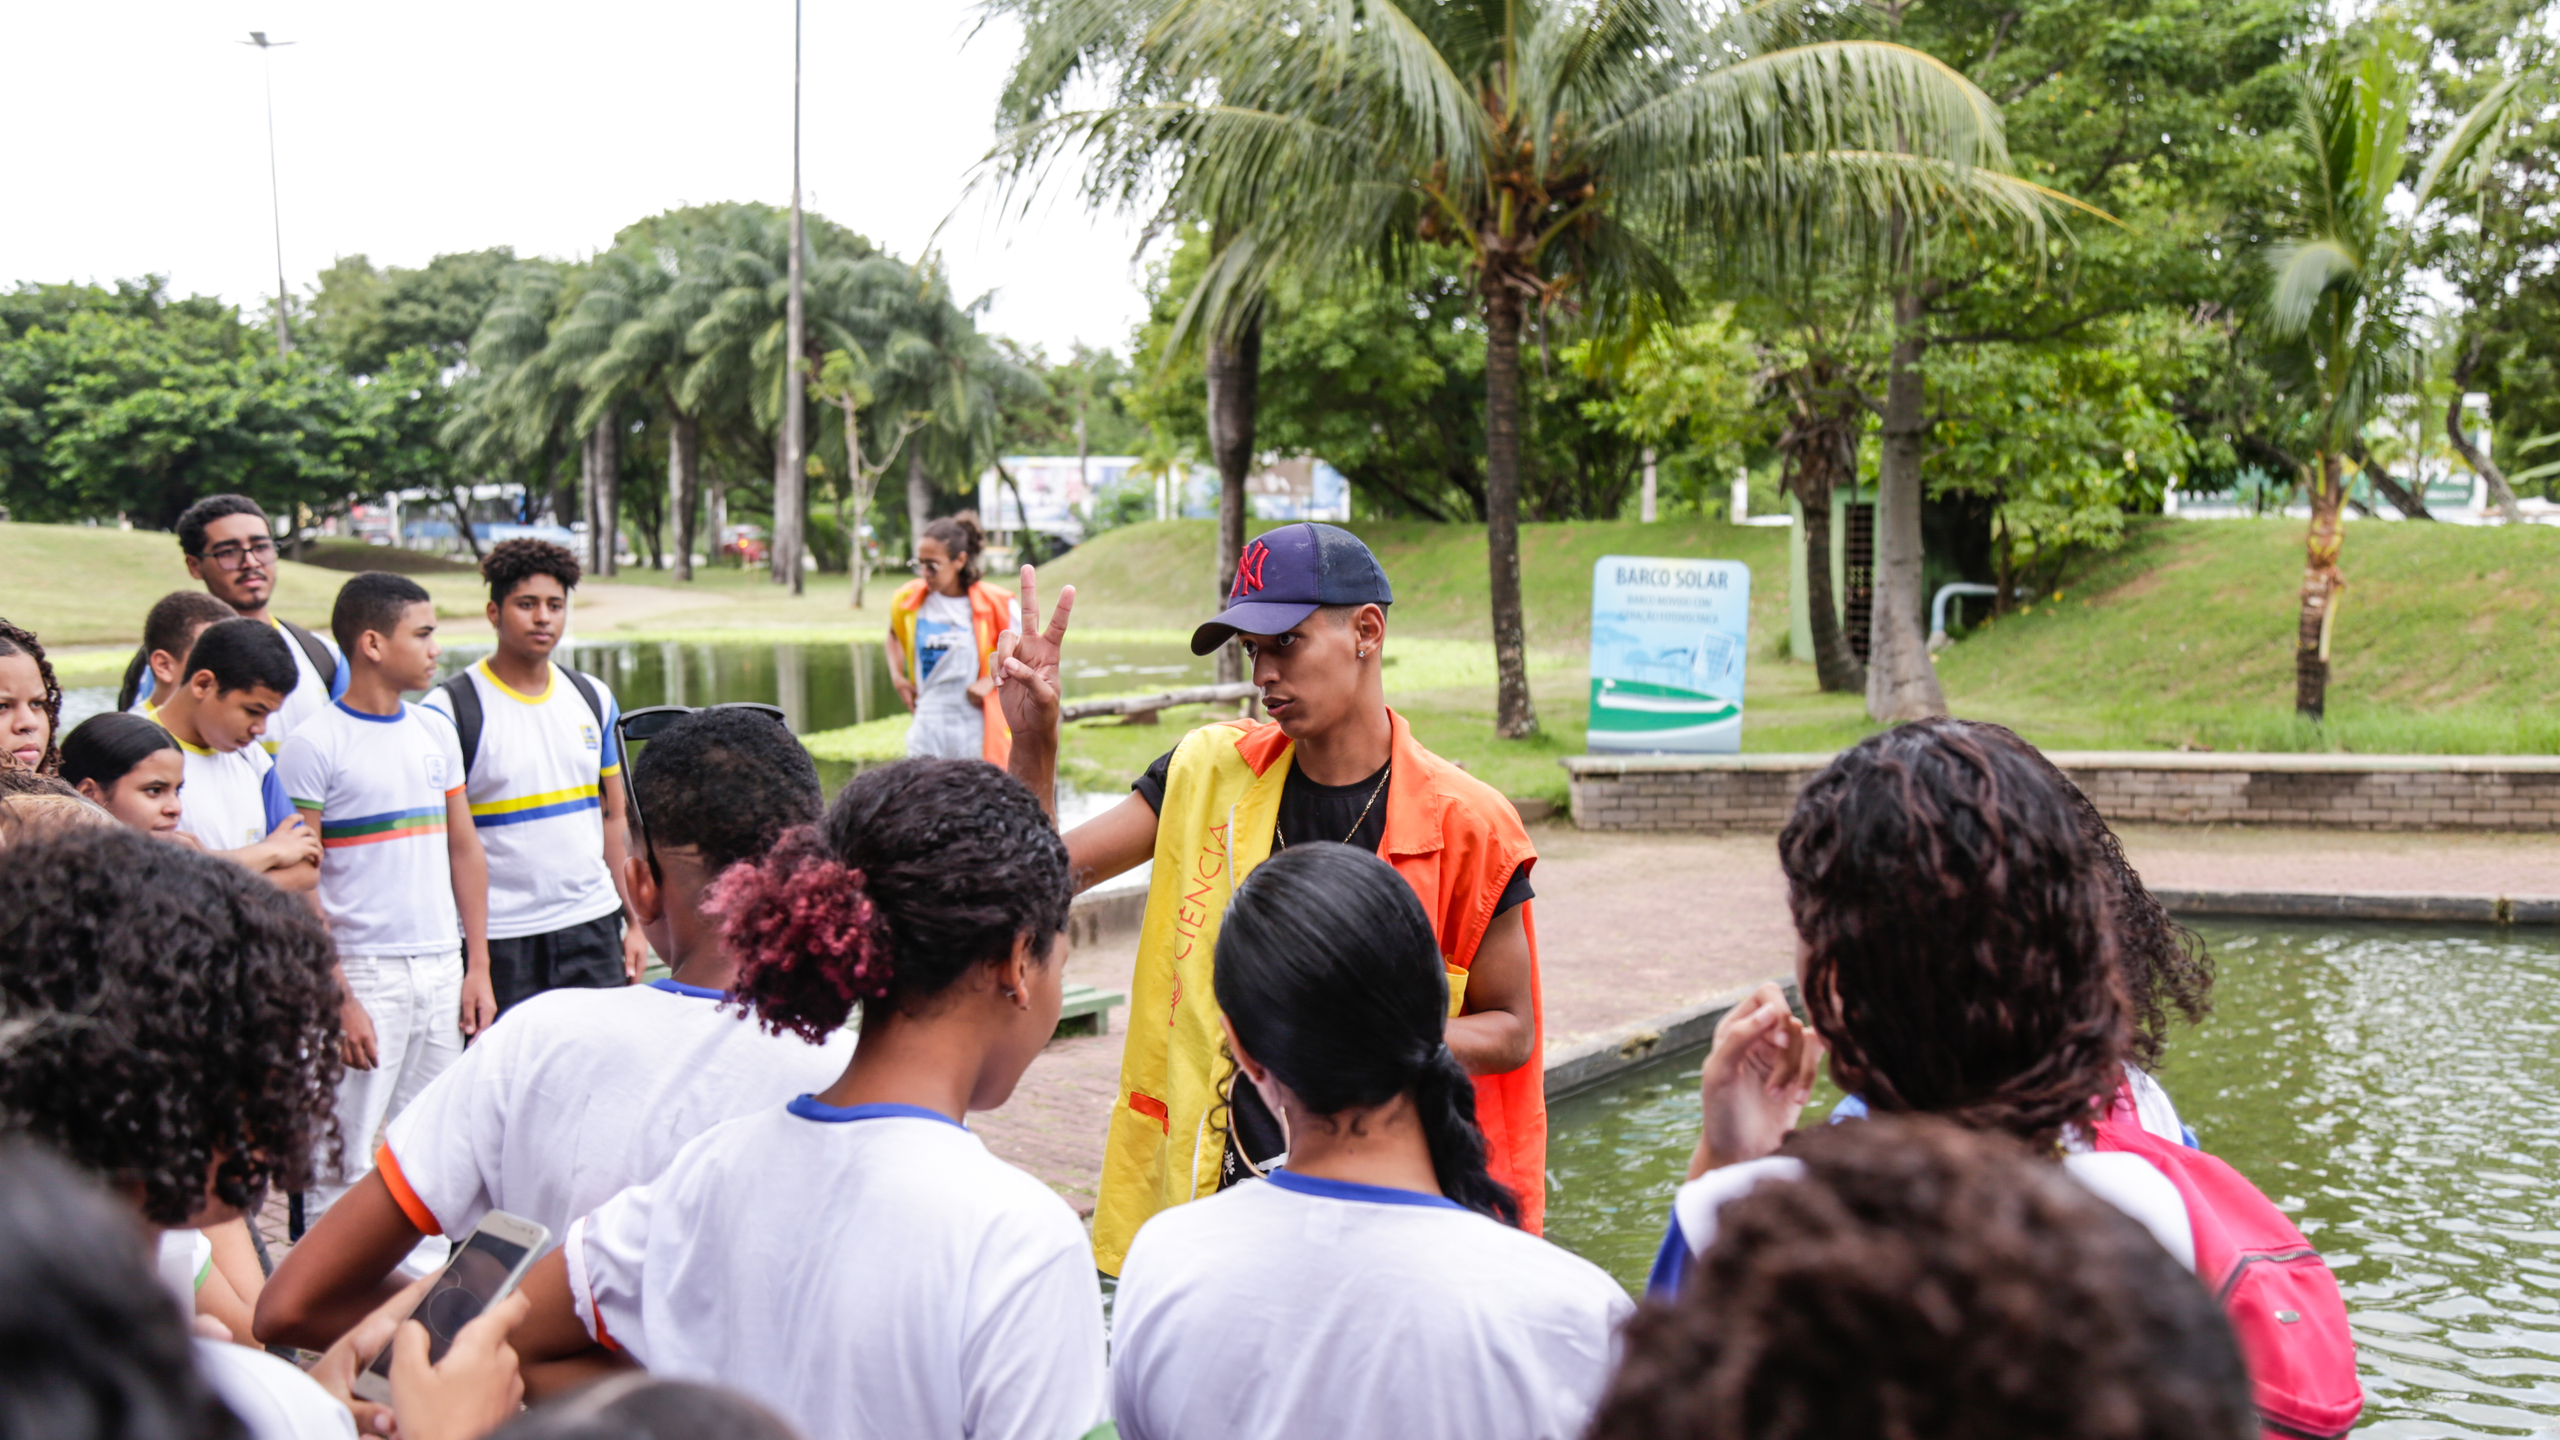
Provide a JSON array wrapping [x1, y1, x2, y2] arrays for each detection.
[[1232, 540, 1271, 601]]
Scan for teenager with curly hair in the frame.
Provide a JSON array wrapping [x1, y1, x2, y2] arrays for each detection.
[[0, 617, 62, 774], [421, 538, 648, 1010], [0, 828, 520, 1440], [1593, 1116, 2254, 1440], [1109, 842, 1628, 1440], [506, 758, 1108, 1440], [260, 708, 851, 1352], [1653, 720, 2194, 1295]]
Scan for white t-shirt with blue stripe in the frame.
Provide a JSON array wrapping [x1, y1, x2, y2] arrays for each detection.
[[163, 717, 295, 854], [1111, 1169, 1633, 1440], [419, 661, 622, 940]]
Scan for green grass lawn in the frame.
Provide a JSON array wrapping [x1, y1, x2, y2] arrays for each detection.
[[11, 514, 2555, 784]]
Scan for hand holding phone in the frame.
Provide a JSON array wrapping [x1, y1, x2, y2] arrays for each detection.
[[351, 1211, 549, 1407]]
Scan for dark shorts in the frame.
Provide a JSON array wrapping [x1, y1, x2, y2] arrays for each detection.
[[487, 911, 626, 1014]]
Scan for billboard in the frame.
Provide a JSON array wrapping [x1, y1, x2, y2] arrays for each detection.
[[1586, 556, 1751, 753]]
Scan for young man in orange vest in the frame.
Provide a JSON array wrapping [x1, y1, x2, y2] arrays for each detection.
[[997, 522, 1544, 1274]]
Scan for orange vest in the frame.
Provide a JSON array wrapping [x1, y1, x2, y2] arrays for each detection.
[[888, 578, 1012, 767], [1090, 708, 1546, 1271]]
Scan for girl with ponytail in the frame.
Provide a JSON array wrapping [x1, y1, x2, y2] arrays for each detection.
[[1108, 841, 1630, 1440], [505, 758, 1107, 1440]]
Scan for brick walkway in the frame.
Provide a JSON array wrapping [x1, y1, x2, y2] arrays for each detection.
[[973, 821, 2560, 1211]]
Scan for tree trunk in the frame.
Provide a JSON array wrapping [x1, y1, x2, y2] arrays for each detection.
[[1867, 290, 1947, 723], [1206, 312, 1261, 689], [2447, 339, 2528, 523], [445, 485, 485, 562], [670, 410, 699, 582], [2349, 444, 2433, 520], [1777, 370, 1866, 694], [769, 424, 800, 590], [905, 446, 932, 560], [840, 397, 870, 610], [2295, 451, 2347, 720], [580, 425, 600, 573], [1481, 284, 1539, 738], [598, 416, 621, 578]]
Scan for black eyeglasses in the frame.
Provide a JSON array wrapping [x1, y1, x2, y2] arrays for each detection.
[[615, 703, 790, 869], [199, 538, 277, 571], [907, 557, 953, 575]]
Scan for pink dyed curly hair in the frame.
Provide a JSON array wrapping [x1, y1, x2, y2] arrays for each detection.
[[705, 826, 893, 1043]]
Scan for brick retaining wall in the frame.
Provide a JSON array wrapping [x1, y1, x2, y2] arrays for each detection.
[[1563, 752, 2560, 833]]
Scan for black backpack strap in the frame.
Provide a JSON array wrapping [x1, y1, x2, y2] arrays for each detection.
[[277, 619, 340, 692], [559, 666, 605, 728], [116, 646, 150, 713], [439, 671, 485, 777]]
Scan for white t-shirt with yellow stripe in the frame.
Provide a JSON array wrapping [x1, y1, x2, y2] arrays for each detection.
[[420, 660, 623, 940], [152, 702, 295, 853]]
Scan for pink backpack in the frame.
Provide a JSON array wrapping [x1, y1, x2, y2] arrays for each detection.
[[2092, 1093, 2363, 1440]]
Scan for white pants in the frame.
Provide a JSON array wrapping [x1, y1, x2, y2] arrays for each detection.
[[308, 950, 464, 1223]]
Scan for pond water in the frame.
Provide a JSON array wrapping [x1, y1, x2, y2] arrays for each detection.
[[58, 635, 1215, 738], [1543, 920, 2560, 1438]]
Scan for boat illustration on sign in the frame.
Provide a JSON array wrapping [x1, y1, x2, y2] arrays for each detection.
[[1586, 677, 1743, 750]]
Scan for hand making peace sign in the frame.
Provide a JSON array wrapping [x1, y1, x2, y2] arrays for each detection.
[[994, 563, 1075, 743]]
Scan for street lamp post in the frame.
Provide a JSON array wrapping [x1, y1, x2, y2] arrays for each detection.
[[781, 0, 809, 595], [241, 32, 296, 357]]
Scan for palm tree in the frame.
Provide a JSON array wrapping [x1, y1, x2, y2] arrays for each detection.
[[992, 0, 2064, 737], [2262, 34, 2524, 719]]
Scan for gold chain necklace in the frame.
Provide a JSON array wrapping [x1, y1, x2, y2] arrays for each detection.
[[1277, 761, 1392, 849]]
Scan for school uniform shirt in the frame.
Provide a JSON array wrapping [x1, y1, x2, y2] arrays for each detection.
[[568, 1102, 1108, 1440], [194, 1338, 358, 1440], [1110, 1170, 1633, 1440], [376, 979, 858, 1249], [264, 618, 345, 754], [274, 703, 468, 957], [162, 715, 295, 853], [418, 661, 623, 940], [1645, 1148, 2198, 1301]]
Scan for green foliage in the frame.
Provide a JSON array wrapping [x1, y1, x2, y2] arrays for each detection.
[[307, 250, 518, 376]]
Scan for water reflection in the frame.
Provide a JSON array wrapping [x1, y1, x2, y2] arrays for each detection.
[[1540, 921, 2560, 1437]]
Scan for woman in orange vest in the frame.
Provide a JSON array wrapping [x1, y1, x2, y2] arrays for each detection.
[[991, 522, 1545, 1274], [887, 513, 1014, 766]]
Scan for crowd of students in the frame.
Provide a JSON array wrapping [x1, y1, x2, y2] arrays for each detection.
[[0, 507, 2358, 1440]]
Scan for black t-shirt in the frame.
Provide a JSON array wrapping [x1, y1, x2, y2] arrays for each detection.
[[1133, 746, 1535, 1185]]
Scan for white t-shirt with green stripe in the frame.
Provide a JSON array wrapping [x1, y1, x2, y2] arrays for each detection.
[[418, 661, 623, 941], [274, 702, 467, 957]]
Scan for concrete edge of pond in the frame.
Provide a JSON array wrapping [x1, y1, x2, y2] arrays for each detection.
[[2157, 886, 2560, 925], [1544, 980, 1802, 1103]]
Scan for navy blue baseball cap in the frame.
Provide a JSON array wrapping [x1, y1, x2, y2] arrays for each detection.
[[1192, 523, 1395, 655]]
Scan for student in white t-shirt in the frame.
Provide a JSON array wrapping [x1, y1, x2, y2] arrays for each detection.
[[1647, 720, 2204, 1302], [147, 616, 321, 888], [276, 572, 496, 1232], [0, 831, 523, 1440], [420, 538, 647, 1013], [1591, 1116, 2258, 1440], [507, 758, 1108, 1440], [119, 588, 238, 713], [1110, 843, 1630, 1440], [169, 494, 345, 751], [259, 706, 852, 1350]]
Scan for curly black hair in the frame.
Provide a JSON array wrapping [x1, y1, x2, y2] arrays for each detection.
[[0, 828, 346, 1227], [711, 758, 1071, 1040], [482, 537, 583, 606], [2020, 752, 2216, 1069], [629, 706, 824, 875], [1589, 1116, 2255, 1440], [0, 1137, 248, 1440], [1778, 717, 2130, 1148], [0, 618, 62, 776]]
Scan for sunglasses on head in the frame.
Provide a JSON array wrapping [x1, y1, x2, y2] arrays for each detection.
[[613, 703, 791, 866]]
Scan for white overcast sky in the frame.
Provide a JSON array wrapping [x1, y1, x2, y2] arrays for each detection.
[[0, 1, 1155, 358]]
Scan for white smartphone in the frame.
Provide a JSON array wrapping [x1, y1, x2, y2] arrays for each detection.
[[350, 1210, 550, 1405]]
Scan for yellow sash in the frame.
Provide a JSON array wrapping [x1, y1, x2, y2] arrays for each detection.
[[1090, 721, 1285, 1274]]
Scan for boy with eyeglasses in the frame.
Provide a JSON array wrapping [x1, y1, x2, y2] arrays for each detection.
[[420, 539, 649, 1012], [256, 704, 851, 1351], [129, 494, 346, 751]]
